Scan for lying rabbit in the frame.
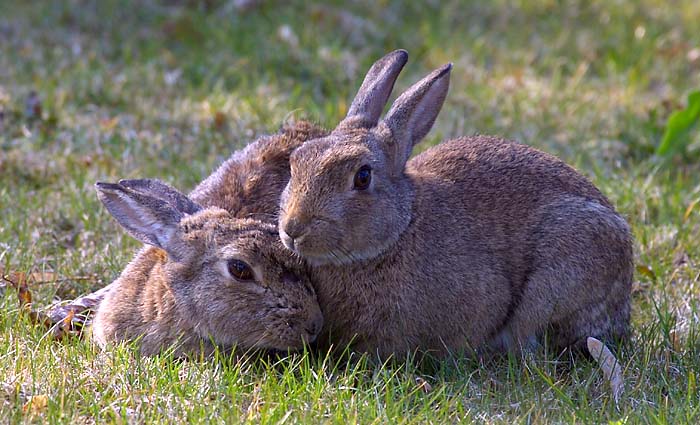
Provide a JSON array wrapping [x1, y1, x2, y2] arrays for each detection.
[[91, 179, 323, 356], [278, 50, 633, 357], [48, 121, 326, 332]]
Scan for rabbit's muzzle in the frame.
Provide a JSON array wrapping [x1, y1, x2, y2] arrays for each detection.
[[279, 215, 350, 266], [279, 216, 309, 252], [303, 311, 324, 344]]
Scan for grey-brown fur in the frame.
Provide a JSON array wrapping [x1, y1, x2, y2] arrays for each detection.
[[190, 120, 327, 215], [92, 180, 323, 356], [278, 50, 633, 358], [53, 121, 327, 338]]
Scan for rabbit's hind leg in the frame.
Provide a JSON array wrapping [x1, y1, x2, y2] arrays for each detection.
[[493, 196, 633, 354]]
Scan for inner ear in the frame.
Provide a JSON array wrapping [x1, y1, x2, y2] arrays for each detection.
[[382, 63, 452, 169], [95, 181, 188, 261], [118, 178, 202, 215]]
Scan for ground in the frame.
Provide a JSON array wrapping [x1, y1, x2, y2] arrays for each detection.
[[1, 0, 699, 422]]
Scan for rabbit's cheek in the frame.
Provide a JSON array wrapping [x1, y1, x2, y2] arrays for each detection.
[[303, 308, 324, 343], [244, 283, 267, 296], [262, 298, 318, 348], [288, 222, 348, 264], [261, 320, 301, 350]]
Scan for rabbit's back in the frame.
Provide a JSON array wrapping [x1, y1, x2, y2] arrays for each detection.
[[407, 136, 632, 350], [405, 137, 606, 290], [408, 136, 610, 210]]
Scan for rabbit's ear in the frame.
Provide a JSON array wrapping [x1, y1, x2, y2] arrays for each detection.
[[119, 178, 201, 215], [95, 182, 186, 257], [340, 49, 408, 129], [382, 63, 452, 168]]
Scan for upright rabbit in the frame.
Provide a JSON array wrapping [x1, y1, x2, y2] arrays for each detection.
[[48, 121, 326, 327], [278, 50, 633, 357], [91, 179, 323, 356]]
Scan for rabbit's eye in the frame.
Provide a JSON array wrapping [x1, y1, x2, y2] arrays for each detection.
[[227, 259, 254, 281], [353, 165, 372, 190]]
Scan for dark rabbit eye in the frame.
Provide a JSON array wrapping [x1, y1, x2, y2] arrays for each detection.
[[353, 165, 372, 190], [227, 259, 254, 281]]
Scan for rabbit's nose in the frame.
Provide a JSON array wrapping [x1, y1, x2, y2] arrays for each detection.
[[281, 217, 308, 251], [305, 313, 324, 339], [284, 217, 308, 240]]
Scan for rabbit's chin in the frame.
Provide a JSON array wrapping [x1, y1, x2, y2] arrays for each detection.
[[295, 244, 390, 267], [253, 334, 312, 352]]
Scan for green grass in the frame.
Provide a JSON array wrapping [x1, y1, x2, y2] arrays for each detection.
[[1, 0, 700, 422]]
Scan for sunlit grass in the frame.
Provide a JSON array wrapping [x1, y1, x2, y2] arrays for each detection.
[[1, 0, 699, 422]]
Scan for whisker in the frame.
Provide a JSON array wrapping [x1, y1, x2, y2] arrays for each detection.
[[243, 212, 279, 220], [328, 250, 344, 265], [338, 246, 358, 264]]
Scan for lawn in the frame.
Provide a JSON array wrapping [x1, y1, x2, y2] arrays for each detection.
[[1, 0, 699, 422]]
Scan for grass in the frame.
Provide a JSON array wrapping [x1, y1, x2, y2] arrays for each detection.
[[1, 0, 699, 422]]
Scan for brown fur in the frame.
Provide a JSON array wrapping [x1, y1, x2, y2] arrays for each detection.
[[191, 120, 327, 215], [92, 182, 323, 356], [84, 121, 327, 355], [54, 121, 327, 327], [278, 51, 633, 358]]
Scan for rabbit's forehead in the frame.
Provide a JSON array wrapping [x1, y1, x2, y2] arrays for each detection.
[[217, 231, 295, 264], [291, 133, 382, 177], [216, 228, 278, 251]]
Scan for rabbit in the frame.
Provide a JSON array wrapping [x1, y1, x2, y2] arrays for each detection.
[[190, 120, 327, 217], [47, 120, 327, 329], [277, 50, 633, 358], [90, 178, 323, 356]]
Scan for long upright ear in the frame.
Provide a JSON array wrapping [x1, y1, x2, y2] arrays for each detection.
[[340, 49, 408, 129], [382, 63, 452, 167], [95, 181, 188, 258], [118, 178, 201, 215]]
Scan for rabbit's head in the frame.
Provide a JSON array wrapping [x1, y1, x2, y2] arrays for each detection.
[[96, 179, 323, 351], [279, 50, 451, 265]]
